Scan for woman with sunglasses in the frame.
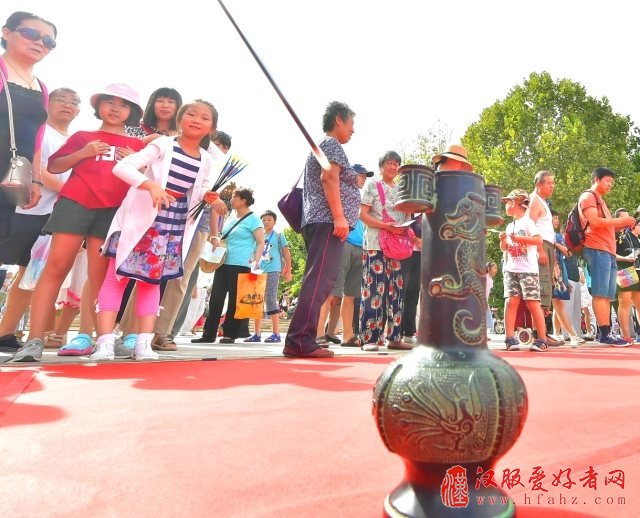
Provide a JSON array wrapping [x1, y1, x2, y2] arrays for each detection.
[[0, 12, 57, 232]]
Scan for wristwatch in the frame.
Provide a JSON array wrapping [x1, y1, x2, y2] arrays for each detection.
[[32, 180, 44, 186]]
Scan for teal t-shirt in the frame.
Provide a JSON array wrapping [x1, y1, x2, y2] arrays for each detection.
[[260, 231, 288, 273], [222, 212, 263, 266]]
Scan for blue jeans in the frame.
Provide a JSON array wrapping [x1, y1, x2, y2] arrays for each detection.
[[583, 247, 617, 300]]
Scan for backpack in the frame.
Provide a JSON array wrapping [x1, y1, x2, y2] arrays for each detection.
[[564, 191, 601, 255]]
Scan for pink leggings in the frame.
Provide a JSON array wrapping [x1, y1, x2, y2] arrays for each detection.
[[98, 259, 160, 317]]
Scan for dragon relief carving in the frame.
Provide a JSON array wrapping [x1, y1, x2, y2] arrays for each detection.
[[428, 192, 486, 345], [393, 372, 486, 455]]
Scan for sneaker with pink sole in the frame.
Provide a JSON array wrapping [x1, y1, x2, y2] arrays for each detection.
[[57, 333, 94, 356]]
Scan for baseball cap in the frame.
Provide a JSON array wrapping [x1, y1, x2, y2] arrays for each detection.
[[353, 164, 374, 177], [501, 189, 530, 207]]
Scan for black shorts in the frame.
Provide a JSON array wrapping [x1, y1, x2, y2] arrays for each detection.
[[43, 197, 118, 239], [0, 212, 50, 267]]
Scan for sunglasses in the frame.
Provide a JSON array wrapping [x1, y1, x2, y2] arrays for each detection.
[[13, 27, 57, 50]]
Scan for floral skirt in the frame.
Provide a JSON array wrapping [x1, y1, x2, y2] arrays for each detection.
[[358, 249, 404, 344], [104, 199, 188, 284]]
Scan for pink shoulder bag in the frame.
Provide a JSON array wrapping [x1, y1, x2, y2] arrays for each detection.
[[376, 181, 415, 260]]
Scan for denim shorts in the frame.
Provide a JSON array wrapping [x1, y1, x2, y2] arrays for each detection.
[[583, 247, 617, 300]]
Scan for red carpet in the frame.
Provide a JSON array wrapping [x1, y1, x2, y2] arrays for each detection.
[[1, 347, 638, 517]]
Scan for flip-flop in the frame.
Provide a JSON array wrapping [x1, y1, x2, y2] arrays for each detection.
[[58, 333, 93, 356]]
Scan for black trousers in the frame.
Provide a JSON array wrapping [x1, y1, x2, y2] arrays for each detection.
[[202, 264, 250, 339], [401, 251, 421, 336]]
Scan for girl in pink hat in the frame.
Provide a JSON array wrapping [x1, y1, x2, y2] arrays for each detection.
[[12, 84, 146, 362], [91, 100, 223, 360]]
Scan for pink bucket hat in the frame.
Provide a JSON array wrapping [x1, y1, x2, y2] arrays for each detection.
[[90, 83, 142, 112]]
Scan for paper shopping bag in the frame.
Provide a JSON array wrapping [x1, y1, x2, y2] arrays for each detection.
[[235, 273, 267, 319]]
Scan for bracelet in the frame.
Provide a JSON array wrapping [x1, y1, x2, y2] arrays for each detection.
[[32, 180, 44, 186]]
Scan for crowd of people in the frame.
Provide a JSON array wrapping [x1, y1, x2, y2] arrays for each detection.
[[1, 11, 638, 363], [499, 168, 639, 351]]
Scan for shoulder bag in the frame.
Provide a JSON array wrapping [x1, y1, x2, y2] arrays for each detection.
[[277, 173, 303, 233], [0, 66, 33, 207], [199, 212, 253, 273], [376, 181, 414, 260]]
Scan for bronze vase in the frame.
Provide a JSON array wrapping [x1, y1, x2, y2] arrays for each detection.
[[376, 170, 527, 517]]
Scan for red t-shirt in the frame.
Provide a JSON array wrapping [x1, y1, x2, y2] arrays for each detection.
[[50, 130, 145, 209]]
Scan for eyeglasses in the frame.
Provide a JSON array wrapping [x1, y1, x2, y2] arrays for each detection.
[[13, 27, 57, 50], [52, 96, 80, 107]]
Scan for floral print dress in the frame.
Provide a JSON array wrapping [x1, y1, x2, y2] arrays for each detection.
[[359, 180, 406, 345], [104, 140, 201, 284]]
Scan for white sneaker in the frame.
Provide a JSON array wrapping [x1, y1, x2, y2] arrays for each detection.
[[569, 335, 586, 345], [362, 343, 379, 352], [133, 340, 159, 360], [90, 340, 115, 361]]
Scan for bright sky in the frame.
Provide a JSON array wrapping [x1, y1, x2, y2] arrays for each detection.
[[5, 0, 640, 230]]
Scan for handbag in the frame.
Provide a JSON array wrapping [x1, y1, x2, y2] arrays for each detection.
[[198, 212, 253, 273], [375, 181, 415, 260], [616, 264, 639, 288], [0, 66, 33, 207], [277, 173, 303, 233]]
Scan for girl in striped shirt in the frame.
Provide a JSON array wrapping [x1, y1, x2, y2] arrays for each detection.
[[92, 100, 223, 360]]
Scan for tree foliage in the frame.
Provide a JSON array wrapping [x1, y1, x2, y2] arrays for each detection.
[[463, 71, 640, 214], [462, 72, 640, 315], [400, 121, 453, 166], [280, 227, 306, 296], [401, 72, 640, 316]]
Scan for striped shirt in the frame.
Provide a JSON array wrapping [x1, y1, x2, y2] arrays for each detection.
[[166, 141, 201, 196]]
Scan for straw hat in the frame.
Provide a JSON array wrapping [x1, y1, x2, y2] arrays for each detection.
[[431, 144, 472, 166], [90, 83, 142, 112]]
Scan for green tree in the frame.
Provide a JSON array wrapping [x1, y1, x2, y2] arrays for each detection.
[[463, 71, 640, 213], [462, 72, 640, 315], [280, 227, 306, 296], [400, 121, 452, 166]]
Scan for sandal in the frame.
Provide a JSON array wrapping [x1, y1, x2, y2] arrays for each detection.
[[151, 334, 177, 351], [316, 336, 330, 348], [58, 333, 94, 356], [341, 336, 361, 347], [45, 332, 67, 349], [264, 333, 281, 343]]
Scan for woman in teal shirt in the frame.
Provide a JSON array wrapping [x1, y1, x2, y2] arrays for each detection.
[[192, 189, 264, 343]]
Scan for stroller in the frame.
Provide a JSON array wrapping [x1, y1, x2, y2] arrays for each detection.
[[514, 299, 534, 345]]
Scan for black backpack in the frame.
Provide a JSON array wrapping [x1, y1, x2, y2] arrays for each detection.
[[564, 190, 601, 254]]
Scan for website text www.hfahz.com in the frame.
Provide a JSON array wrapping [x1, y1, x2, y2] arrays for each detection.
[[475, 493, 626, 507]]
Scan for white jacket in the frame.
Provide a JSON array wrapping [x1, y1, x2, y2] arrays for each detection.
[[105, 136, 224, 275]]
